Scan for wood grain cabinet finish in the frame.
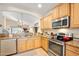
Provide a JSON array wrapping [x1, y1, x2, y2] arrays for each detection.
[[70, 3, 79, 28], [43, 17, 47, 29], [40, 15, 53, 30], [46, 15, 52, 29], [42, 37, 48, 52], [40, 3, 79, 29], [66, 45, 79, 56], [34, 37, 41, 48], [26, 39, 35, 51], [40, 17, 44, 30], [17, 38, 27, 53], [51, 6, 59, 19], [59, 3, 70, 17], [17, 36, 42, 53], [66, 50, 79, 56]]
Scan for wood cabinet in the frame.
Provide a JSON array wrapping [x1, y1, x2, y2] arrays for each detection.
[[66, 44, 79, 56], [46, 15, 52, 29], [71, 3, 79, 28], [66, 50, 79, 56], [17, 36, 41, 53], [51, 6, 59, 19], [43, 17, 47, 29], [17, 38, 27, 53], [59, 3, 70, 18], [40, 17, 44, 30], [40, 3, 71, 30], [26, 39, 35, 50], [34, 37, 41, 48], [40, 15, 53, 30], [42, 36, 48, 52]]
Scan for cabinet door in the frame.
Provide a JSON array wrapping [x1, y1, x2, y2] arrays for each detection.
[[34, 38, 41, 48], [59, 3, 70, 17], [40, 17, 44, 30], [71, 3, 79, 28], [42, 37, 48, 52], [44, 37, 48, 52], [46, 15, 52, 29], [17, 39, 27, 53], [26, 39, 35, 50], [66, 50, 79, 56], [51, 7, 59, 19], [42, 37, 45, 49], [44, 17, 48, 29]]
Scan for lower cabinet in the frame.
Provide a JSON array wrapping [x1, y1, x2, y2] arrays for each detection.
[[17, 36, 42, 53], [26, 39, 35, 51], [17, 36, 48, 53], [66, 44, 79, 56], [42, 36, 48, 52], [34, 37, 41, 48], [66, 50, 79, 56], [17, 38, 27, 53]]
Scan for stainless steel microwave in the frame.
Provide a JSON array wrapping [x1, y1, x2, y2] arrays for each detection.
[[61, 16, 70, 28], [52, 16, 70, 29], [52, 19, 61, 29]]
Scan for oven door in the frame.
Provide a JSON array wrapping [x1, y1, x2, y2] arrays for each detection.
[[48, 40, 63, 56]]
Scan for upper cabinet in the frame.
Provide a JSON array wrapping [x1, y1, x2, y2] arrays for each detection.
[[46, 15, 52, 29], [43, 16, 52, 29], [71, 4, 79, 28], [40, 17, 44, 30], [59, 3, 70, 17], [51, 6, 59, 19], [40, 3, 79, 30]]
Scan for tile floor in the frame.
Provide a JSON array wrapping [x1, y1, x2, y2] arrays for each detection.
[[13, 48, 48, 56]]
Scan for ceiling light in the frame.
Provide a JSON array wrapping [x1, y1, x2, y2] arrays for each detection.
[[38, 4, 42, 8]]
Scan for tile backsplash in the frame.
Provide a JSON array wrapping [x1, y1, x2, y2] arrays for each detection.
[[45, 28, 79, 40]]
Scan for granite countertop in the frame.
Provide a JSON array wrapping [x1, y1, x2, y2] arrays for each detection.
[[0, 36, 19, 40], [66, 39, 79, 48], [0, 35, 41, 40]]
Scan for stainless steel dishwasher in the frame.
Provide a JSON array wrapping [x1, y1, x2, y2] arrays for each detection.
[[0, 39, 16, 56]]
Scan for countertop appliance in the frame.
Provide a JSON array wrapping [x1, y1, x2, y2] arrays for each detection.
[[48, 39, 64, 56], [57, 33, 73, 42]]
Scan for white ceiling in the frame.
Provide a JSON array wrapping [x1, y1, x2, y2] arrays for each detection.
[[0, 3, 58, 26], [0, 3, 58, 16]]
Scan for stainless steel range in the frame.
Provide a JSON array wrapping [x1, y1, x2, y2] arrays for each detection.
[[48, 39, 65, 56]]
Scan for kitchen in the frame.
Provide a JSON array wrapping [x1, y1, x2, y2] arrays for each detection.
[[0, 3, 79, 56]]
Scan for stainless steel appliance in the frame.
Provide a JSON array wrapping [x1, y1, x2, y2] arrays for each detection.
[[52, 16, 70, 28], [0, 39, 16, 56], [52, 19, 61, 29], [57, 33, 73, 42], [48, 39, 64, 56], [61, 16, 70, 28]]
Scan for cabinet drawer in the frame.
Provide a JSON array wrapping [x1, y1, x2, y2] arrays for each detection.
[[66, 45, 79, 54], [66, 50, 79, 56]]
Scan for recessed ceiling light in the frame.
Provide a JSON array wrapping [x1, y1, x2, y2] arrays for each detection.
[[38, 4, 42, 8]]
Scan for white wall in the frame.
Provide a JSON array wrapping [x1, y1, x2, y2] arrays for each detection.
[[45, 28, 79, 40]]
